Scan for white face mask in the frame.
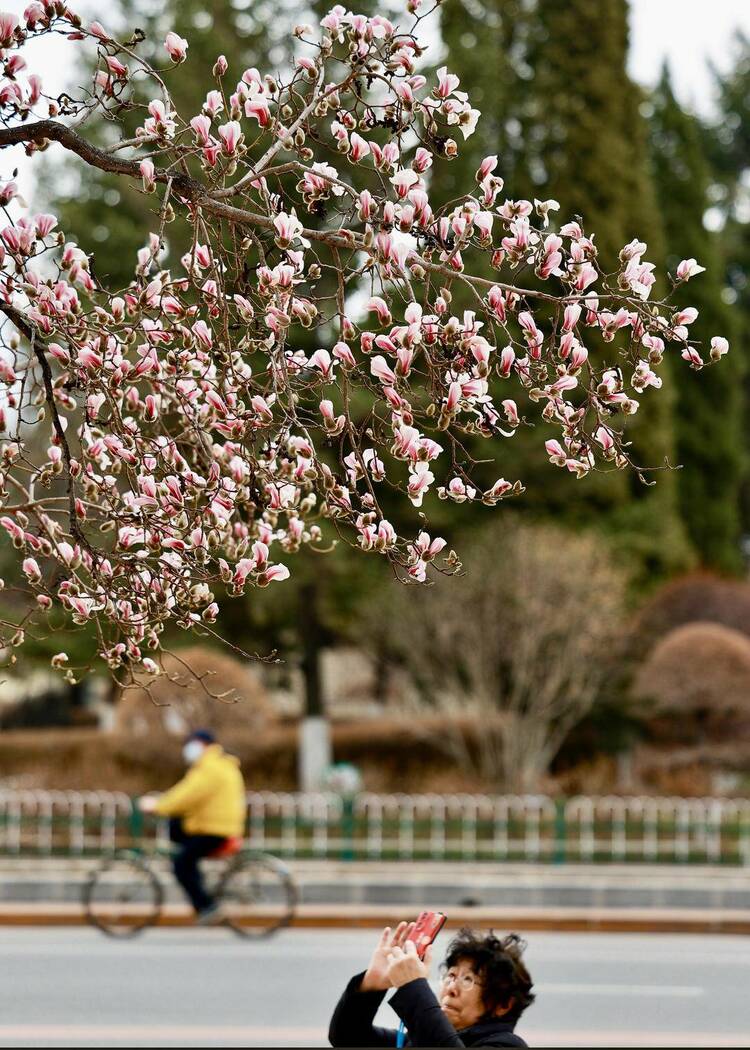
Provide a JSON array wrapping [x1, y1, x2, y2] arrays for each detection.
[[182, 740, 206, 765]]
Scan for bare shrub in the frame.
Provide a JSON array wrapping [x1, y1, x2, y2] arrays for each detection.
[[633, 573, 750, 644], [632, 621, 750, 741], [361, 522, 626, 791]]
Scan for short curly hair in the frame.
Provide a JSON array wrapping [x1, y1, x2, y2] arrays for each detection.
[[443, 929, 535, 1022]]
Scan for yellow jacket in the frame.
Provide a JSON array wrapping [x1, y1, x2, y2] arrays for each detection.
[[155, 744, 246, 838]]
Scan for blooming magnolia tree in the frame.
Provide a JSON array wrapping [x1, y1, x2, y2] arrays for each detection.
[[0, 2, 729, 682]]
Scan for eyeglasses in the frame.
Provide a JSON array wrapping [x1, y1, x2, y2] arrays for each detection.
[[441, 971, 481, 991]]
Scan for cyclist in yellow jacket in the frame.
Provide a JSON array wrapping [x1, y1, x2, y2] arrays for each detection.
[[138, 730, 246, 923]]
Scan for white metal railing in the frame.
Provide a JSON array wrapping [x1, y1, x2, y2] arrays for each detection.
[[1, 789, 749, 864]]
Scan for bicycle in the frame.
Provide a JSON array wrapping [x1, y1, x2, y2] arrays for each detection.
[[83, 834, 298, 939]]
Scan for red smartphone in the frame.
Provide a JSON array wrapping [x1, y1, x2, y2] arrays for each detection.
[[406, 910, 447, 959]]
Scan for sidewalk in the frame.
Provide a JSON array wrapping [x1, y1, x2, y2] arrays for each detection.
[[1, 901, 750, 933], [2, 857, 750, 908], [1, 857, 749, 931]]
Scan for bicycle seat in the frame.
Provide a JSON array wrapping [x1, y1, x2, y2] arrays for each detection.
[[208, 836, 243, 859]]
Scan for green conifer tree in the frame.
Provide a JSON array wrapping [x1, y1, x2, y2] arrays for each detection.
[[705, 32, 750, 538], [649, 68, 744, 573], [435, 0, 691, 575], [434, 0, 531, 208]]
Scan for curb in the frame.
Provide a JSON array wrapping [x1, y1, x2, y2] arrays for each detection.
[[3, 904, 750, 934]]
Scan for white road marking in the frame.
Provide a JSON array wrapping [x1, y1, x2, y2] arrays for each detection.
[[536, 981, 704, 997]]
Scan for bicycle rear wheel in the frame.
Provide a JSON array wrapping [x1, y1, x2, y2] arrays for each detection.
[[216, 853, 297, 939], [83, 853, 163, 938]]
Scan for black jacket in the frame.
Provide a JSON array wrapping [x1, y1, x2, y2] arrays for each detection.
[[329, 972, 528, 1048]]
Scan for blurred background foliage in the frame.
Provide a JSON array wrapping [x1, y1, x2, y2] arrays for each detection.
[[5, 0, 750, 795]]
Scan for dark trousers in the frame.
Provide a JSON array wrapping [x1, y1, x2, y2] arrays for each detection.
[[169, 818, 226, 914]]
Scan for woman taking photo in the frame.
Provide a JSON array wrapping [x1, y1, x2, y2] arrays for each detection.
[[329, 923, 535, 1047]]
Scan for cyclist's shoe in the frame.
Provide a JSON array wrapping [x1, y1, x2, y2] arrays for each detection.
[[196, 903, 225, 926]]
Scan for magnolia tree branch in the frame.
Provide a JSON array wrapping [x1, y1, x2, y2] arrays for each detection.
[[0, 3, 730, 682]]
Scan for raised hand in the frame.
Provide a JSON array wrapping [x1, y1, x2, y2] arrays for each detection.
[[386, 940, 433, 989], [360, 922, 413, 992]]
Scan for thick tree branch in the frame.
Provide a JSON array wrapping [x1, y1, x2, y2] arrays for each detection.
[[0, 121, 579, 304], [0, 301, 92, 556]]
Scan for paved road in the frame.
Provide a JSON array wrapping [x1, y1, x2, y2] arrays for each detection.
[[2, 928, 749, 1047]]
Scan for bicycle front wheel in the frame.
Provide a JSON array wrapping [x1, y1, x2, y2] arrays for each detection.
[[216, 853, 297, 939], [83, 853, 163, 938]]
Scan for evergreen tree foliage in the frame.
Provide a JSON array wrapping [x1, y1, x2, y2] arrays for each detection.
[[650, 68, 744, 573], [434, 0, 531, 209], [706, 33, 750, 537], [434, 0, 690, 576]]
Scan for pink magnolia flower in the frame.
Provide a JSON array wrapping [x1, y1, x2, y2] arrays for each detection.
[[595, 426, 615, 453], [69, 596, 95, 621], [332, 342, 356, 368], [408, 463, 435, 507], [34, 214, 57, 238], [632, 360, 662, 392], [676, 258, 706, 281], [563, 303, 581, 331], [273, 210, 303, 247], [483, 478, 512, 503], [139, 159, 155, 192], [673, 307, 698, 326], [218, 121, 242, 156], [77, 345, 103, 370], [571, 261, 598, 292], [370, 355, 397, 385], [245, 96, 271, 127], [190, 114, 211, 145], [57, 541, 79, 567], [710, 336, 729, 360], [435, 65, 460, 99], [320, 399, 345, 434], [439, 477, 476, 503], [0, 181, 18, 206], [534, 198, 560, 228], [309, 348, 334, 378], [473, 212, 494, 241], [376, 519, 397, 548], [569, 345, 588, 370], [22, 557, 41, 583], [502, 399, 519, 425], [144, 394, 159, 421], [106, 55, 128, 78], [204, 90, 224, 117], [545, 439, 567, 466], [498, 346, 515, 378], [251, 395, 274, 422], [476, 155, 498, 183], [321, 5, 346, 33], [296, 56, 317, 77], [0, 516, 24, 544], [487, 286, 507, 322], [349, 132, 370, 163], [0, 12, 18, 45], [390, 168, 420, 198], [164, 31, 188, 63], [518, 311, 543, 354], [366, 296, 391, 326], [412, 531, 446, 561], [259, 564, 290, 585], [89, 20, 110, 41], [413, 147, 433, 173], [24, 4, 46, 29]]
